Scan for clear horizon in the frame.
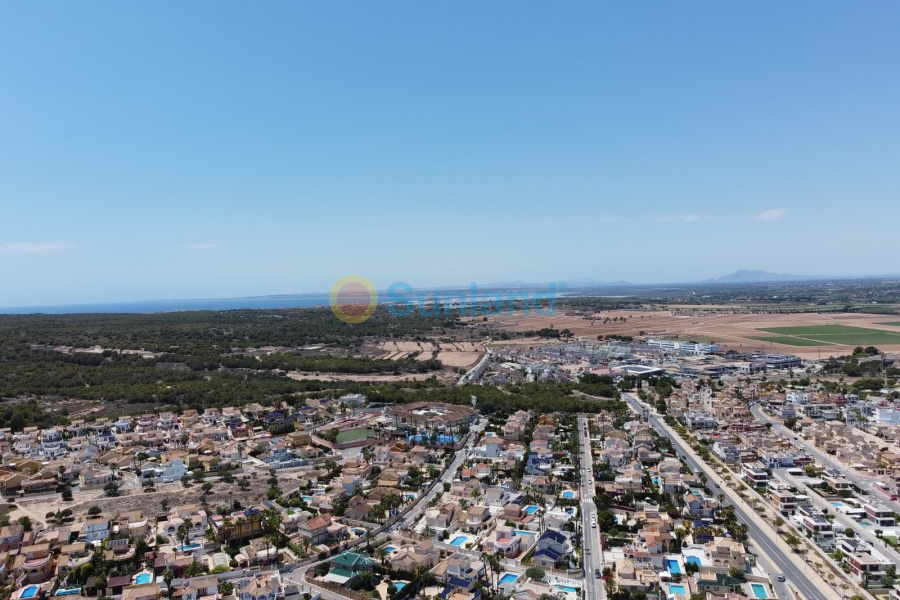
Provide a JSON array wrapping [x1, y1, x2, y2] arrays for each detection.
[[2, 3, 899, 306]]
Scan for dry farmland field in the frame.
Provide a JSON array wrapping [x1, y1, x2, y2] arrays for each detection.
[[479, 309, 900, 358]]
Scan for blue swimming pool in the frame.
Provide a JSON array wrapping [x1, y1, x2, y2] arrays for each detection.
[[668, 584, 686, 595], [135, 573, 152, 584], [499, 574, 518, 586], [178, 543, 201, 551], [667, 559, 681, 574], [751, 584, 768, 599], [450, 536, 467, 546], [57, 589, 81, 596], [385, 546, 396, 553], [394, 582, 407, 592], [685, 556, 701, 566], [562, 491, 575, 499], [555, 585, 578, 594], [302, 496, 313, 502], [525, 505, 539, 514], [21, 586, 39, 599], [407, 434, 458, 444]]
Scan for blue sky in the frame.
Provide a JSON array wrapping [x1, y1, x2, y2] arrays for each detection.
[[1, 2, 899, 306]]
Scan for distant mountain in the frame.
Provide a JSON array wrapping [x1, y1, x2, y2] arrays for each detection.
[[705, 270, 809, 283]]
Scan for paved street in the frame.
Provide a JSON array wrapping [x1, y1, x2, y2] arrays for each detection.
[[578, 415, 603, 600], [623, 393, 841, 600]]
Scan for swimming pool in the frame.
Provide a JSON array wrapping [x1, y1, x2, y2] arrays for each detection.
[[385, 546, 396, 553], [555, 585, 578, 594], [178, 543, 201, 551], [135, 573, 152, 584], [751, 584, 768, 599], [562, 491, 575, 499], [525, 505, 539, 514], [57, 589, 81, 596], [499, 574, 518, 586], [408, 434, 457, 444], [302, 496, 313, 502], [394, 582, 407, 592], [450, 536, 467, 546], [668, 584, 686, 595], [21, 586, 39, 599], [685, 556, 701, 566], [831, 501, 845, 507], [666, 559, 681, 574], [352, 529, 366, 536]]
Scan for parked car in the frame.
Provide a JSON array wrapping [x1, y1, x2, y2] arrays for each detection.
[[594, 569, 601, 579]]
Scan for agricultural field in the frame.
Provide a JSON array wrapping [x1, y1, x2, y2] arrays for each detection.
[[878, 322, 900, 327], [753, 336, 827, 347], [753, 324, 900, 346]]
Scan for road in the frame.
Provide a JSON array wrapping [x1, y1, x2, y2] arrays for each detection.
[[751, 404, 900, 516], [578, 415, 603, 600], [622, 393, 841, 600]]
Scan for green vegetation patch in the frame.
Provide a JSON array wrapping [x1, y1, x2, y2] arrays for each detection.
[[335, 428, 375, 444], [877, 322, 900, 327], [752, 336, 827, 347], [755, 324, 900, 346]]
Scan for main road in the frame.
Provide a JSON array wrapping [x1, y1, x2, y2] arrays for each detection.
[[622, 393, 842, 600], [578, 415, 603, 600]]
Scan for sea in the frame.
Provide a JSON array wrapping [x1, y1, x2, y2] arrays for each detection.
[[0, 295, 335, 315]]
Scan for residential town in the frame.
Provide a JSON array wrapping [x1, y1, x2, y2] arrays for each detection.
[[1, 338, 899, 600]]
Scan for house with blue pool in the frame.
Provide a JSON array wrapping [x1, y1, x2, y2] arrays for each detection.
[[532, 530, 574, 569]]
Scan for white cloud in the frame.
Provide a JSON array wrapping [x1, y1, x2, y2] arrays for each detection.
[[753, 208, 786, 221], [658, 213, 709, 223], [0, 241, 75, 252], [187, 243, 217, 250]]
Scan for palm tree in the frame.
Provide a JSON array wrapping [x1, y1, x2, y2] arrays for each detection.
[[162, 569, 174, 594], [376, 547, 388, 566], [176, 523, 190, 550], [423, 525, 436, 539], [481, 551, 499, 592]]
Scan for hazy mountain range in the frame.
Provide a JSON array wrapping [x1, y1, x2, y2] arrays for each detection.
[[702, 269, 810, 283]]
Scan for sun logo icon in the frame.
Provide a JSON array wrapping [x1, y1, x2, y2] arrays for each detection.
[[330, 275, 378, 324]]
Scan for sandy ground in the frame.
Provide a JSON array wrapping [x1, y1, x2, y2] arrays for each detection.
[[480, 309, 900, 359], [432, 352, 482, 367]]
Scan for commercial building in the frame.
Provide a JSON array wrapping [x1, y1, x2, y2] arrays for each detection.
[[647, 339, 719, 355]]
